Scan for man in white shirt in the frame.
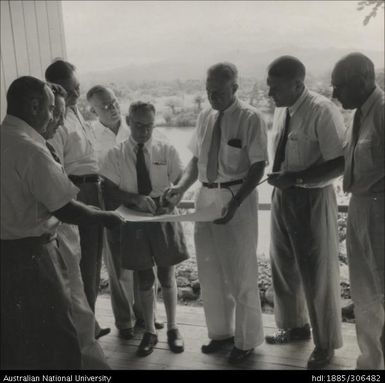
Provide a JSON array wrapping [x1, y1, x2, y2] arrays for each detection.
[[266, 56, 345, 369], [0, 76, 123, 369], [332, 53, 384, 370], [100, 101, 189, 357], [45, 60, 109, 339], [43, 83, 110, 369], [87, 86, 163, 339], [164, 63, 268, 364]]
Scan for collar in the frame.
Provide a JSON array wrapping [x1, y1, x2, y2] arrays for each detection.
[[215, 97, 240, 116], [129, 135, 153, 152], [360, 86, 382, 119], [288, 87, 308, 117], [2, 114, 46, 145]]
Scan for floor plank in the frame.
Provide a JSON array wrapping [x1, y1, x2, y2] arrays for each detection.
[[95, 296, 359, 370]]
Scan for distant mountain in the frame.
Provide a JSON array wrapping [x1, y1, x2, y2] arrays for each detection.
[[81, 46, 384, 85]]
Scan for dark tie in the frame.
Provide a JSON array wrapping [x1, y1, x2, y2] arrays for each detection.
[[343, 108, 362, 192], [46, 141, 62, 165], [136, 143, 152, 195], [272, 108, 291, 173], [206, 112, 224, 183]]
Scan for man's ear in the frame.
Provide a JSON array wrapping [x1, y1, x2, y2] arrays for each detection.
[[126, 115, 130, 126], [90, 106, 97, 115], [232, 83, 239, 94], [30, 98, 40, 116]]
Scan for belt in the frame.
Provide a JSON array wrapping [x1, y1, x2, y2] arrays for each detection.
[[1, 233, 57, 246], [202, 179, 243, 188], [69, 174, 101, 184]]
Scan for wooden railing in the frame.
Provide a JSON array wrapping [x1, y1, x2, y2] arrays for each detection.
[[179, 200, 349, 213]]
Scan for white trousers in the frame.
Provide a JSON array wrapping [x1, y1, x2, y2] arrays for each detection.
[[347, 195, 384, 370], [57, 224, 110, 370], [194, 185, 264, 350]]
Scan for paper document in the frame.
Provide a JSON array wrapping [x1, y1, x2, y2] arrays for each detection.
[[116, 203, 221, 222]]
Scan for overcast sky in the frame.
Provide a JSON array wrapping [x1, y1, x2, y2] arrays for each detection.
[[62, 0, 384, 75]]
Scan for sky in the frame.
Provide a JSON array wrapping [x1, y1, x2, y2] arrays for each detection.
[[62, 0, 384, 77]]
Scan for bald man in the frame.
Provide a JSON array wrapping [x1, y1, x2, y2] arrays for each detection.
[[164, 62, 268, 364], [266, 56, 345, 369], [332, 53, 384, 370]]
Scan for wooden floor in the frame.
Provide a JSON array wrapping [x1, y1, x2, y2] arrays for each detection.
[[96, 295, 359, 370]]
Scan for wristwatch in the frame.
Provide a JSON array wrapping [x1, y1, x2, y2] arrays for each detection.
[[295, 177, 304, 185]]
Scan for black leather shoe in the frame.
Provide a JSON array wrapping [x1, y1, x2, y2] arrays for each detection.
[[137, 332, 158, 357], [135, 318, 165, 330], [265, 324, 311, 344], [118, 328, 134, 340], [307, 347, 334, 369], [95, 327, 111, 339], [228, 347, 254, 364], [167, 328, 184, 353], [201, 337, 234, 354]]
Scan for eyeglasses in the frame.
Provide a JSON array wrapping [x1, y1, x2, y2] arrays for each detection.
[[101, 100, 119, 111]]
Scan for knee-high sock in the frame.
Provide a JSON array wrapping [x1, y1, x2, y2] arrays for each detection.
[[139, 287, 156, 334], [161, 282, 177, 331]]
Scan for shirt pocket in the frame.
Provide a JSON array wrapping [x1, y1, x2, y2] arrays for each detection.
[[150, 163, 169, 191], [222, 143, 245, 173], [285, 132, 302, 169]]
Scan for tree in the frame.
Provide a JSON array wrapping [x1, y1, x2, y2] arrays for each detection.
[[357, 0, 385, 25], [165, 97, 182, 115]]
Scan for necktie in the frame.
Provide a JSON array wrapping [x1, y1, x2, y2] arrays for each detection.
[[206, 112, 224, 183], [136, 143, 152, 195], [272, 108, 291, 173], [343, 108, 362, 192], [46, 141, 62, 165]]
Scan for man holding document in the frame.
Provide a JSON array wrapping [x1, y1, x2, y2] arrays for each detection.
[[163, 62, 268, 364], [100, 101, 189, 357]]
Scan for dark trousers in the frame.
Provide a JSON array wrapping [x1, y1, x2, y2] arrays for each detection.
[[0, 237, 81, 370], [76, 182, 104, 312], [270, 186, 343, 350]]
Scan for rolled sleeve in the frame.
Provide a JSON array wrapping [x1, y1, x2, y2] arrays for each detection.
[[246, 113, 269, 165], [26, 150, 79, 212], [187, 113, 203, 157], [99, 147, 121, 186], [316, 103, 346, 161]]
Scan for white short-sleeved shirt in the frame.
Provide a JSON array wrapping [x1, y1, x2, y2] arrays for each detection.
[[344, 86, 384, 196], [188, 98, 268, 183], [270, 88, 346, 188], [100, 135, 183, 198], [48, 106, 99, 176], [1, 115, 79, 239], [92, 116, 130, 165]]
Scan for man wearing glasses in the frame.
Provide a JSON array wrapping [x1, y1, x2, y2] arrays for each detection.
[[87, 86, 163, 340]]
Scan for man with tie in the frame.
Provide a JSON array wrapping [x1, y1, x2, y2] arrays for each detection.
[[266, 56, 345, 369], [0, 76, 123, 369], [332, 53, 384, 370], [87, 85, 164, 340], [45, 60, 109, 339], [100, 101, 189, 357], [163, 62, 268, 364]]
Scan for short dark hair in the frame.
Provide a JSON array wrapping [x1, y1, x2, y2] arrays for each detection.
[[6, 76, 47, 114], [207, 62, 238, 84], [333, 52, 375, 83], [86, 85, 109, 101], [268, 56, 306, 81], [45, 59, 76, 83], [48, 82, 67, 99], [128, 101, 156, 117]]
